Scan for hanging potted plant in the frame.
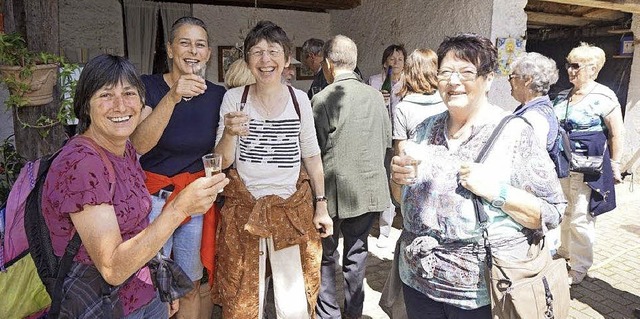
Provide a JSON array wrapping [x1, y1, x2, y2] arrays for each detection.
[[0, 32, 79, 137], [0, 32, 62, 107]]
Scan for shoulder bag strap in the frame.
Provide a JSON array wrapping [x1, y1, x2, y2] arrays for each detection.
[[49, 136, 116, 318], [471, 115, 523, 270]]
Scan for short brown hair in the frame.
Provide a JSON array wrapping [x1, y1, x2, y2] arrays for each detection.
[[398, 49, 438, 98], [243, 20, 292, 63]]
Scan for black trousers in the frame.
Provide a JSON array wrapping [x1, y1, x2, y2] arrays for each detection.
[[315, 212, 377, 319]]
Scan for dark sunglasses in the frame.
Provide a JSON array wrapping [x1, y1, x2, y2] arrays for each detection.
[[565, 62, 591, 70]]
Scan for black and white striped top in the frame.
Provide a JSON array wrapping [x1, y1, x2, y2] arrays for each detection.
[[216, 86, 320, 199]]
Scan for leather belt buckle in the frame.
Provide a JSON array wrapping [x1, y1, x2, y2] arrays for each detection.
[[157, 189, 173, 200]]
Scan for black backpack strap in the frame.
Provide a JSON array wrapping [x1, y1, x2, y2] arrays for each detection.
[[48, 232, 81, 317], [287, 85, 301, 119]]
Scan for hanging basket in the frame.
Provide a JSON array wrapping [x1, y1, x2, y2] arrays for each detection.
[[0, 63, 58, 106]]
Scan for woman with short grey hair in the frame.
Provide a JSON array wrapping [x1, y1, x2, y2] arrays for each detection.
[[508, 52, 560, 152]]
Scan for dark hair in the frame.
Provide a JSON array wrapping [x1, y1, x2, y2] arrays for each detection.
[[169, 16, 208, 43], [302, 38, 325, 58], [74, 54, 145, 134], [243, 20, 292, 63], [381, 44, 407, 66], [436, 33, 497, 77]]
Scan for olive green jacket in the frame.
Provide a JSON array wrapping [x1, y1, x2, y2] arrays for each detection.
[[312, 72, 392, 219]]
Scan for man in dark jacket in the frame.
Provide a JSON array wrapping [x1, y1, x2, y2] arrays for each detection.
[[302, 38, 328, 100], [312, 34, 392, 319]]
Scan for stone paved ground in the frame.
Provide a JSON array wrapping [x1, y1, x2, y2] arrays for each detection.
[[208, 183, 640, 318]]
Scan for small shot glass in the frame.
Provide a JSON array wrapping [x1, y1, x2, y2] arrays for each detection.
[[404, 159, 421, 184], [202, 153, 223, 193]]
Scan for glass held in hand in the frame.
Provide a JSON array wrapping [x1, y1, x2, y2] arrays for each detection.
[[404, 159, 421, 184], [236, 102, 250, 139], [202, 153, 224, 193], [183, 64, 205, 102]]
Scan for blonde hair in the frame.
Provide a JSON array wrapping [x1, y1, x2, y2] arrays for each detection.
[[567, 42, 606, 77], [398, 49, 438, 98], [224, 59, 255, 88]]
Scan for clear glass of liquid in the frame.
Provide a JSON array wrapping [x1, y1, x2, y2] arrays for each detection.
[[404, 159, 421, 184], [202, 153, 223, 193], [183, 64, 205, 102]]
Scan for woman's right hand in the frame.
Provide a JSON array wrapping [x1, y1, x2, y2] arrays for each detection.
[[172, 173, 230, 217], [391, 155, 416, 185], [170, 74, 207, 102], [223, 111, 250, 137]]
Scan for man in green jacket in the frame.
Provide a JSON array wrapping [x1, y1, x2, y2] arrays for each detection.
[[312, 34, 392, 319]]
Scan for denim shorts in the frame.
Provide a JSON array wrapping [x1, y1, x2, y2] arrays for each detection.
[[149, 195, 204, 281]]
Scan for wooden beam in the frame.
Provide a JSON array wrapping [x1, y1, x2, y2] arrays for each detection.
[[582, 8, 626, 20], [526, 11, 593, 26], [158, 0, 361, 11], [538, 0, 640, 14]]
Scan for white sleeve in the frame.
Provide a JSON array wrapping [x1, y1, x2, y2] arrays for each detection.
[[392, 103, 408, 140], [215, 88, 241, 146], [296, 89, 321, 158]]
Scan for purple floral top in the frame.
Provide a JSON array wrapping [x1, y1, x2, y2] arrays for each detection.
[[398, 111, 566, 309], [42, 138, 155, 315]]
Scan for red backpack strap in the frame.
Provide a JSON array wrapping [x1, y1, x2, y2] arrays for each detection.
[[287, 85, 301, 119]]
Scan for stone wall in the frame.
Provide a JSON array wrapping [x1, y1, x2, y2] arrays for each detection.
[[59, 0, 125, 61], [193, 5, 330, 88], [328, 0, 523, 109]]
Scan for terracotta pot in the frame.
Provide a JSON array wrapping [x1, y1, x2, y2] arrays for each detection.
[[0, 63, 58, 106]]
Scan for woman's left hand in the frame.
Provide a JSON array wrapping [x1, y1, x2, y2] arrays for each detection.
[[458, 162, 499, 199]]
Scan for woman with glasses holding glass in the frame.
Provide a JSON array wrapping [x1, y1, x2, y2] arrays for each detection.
[[213, 20, 332, 318], [552, 43, 624, 285], [131, 16, 226, 318], [388, 34, 566, 318]]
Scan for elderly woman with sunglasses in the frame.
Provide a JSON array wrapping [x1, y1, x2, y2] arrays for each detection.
[[389, 34, 566, 319], [553, 43, 624, 285]]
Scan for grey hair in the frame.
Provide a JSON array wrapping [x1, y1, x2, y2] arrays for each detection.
[[169, 17, 208, 43], [323, 35, 357, 71], [302, 38, 324, 57], [511, 52, 559, 95]]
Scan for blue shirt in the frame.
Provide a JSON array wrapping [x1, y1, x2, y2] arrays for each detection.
[[139, 74, 226, 176]]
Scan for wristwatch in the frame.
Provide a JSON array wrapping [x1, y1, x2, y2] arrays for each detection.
[[490, 185, 508, 208], [314, 195, 328, 203]]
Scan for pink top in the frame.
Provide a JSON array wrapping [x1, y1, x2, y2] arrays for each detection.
[[42, 138, 155, 315]]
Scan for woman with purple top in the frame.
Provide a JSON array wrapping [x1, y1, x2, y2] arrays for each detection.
[[41, 54, 227, 318]]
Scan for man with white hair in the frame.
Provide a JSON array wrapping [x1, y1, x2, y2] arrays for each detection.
[[312, 35, 392, 319]]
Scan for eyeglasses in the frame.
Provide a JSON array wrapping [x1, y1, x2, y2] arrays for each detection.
[[565, 62, 592, 70], [436, 70, 478, 82], [508, 73, 524, 81], [248, 49, 284, 59]]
